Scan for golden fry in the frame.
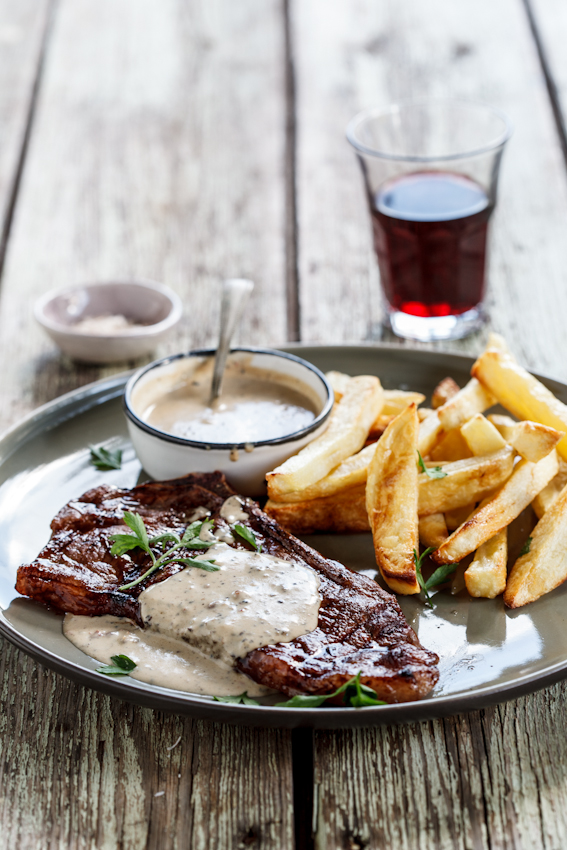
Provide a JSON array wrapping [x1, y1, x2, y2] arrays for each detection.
[[437, 378, 497, 432], [366, 404, 420, 595], [461, 413, 507, 456], [382, 389, 425, 415], [445, 503, 476, 530], [267, 442, 376, 503], [418, 448, 514, 517], [325, 370, 351, 402], [472, 349, 567, 461], [505, 482, 567, 608], [266, 375, 383, 498], [464, 528, 507, 598], [433, 451, 559, 565], [532, 458, 567, 518], [419, 513, 449, 549], [431, 377, 460, 410], [429, 428, 472, 463], [265, 486, 368, 535]]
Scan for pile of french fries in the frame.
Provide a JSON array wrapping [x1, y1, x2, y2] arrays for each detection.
[[265, 334, 567, 608]]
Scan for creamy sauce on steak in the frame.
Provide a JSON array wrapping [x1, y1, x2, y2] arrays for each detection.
[[63, 531, 321, 696]]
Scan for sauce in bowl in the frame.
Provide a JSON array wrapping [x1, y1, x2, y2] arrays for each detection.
[[131, 354, 319, 445]]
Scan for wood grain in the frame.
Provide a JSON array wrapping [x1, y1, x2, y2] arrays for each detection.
[[291, 0, 567, 381], [313, 685, 567, 850]]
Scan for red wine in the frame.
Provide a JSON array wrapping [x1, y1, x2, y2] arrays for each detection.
[[372, 172, 492, 317]]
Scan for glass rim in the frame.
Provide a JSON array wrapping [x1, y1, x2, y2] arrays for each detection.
[[346, 97, 513, 163]]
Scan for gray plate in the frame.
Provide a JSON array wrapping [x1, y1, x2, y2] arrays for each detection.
[[2, 344, 567, 729]]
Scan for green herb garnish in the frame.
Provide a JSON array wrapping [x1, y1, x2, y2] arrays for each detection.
[[233, 524, 262, 552], [276, 671, 386, 708], [417, 450, 447, 480], [89, 444, 123, 471], [414, 547, 458, 607], [111, 513, 220, 591], [519, 537, 533, 556], [97, 654, 137, 676], [213, 692, 260, 705]]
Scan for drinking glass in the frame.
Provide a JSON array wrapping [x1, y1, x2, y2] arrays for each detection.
[[347, 99, 512, 341]]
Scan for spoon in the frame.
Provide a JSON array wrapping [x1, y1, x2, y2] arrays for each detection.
[[210, 278, 254, 403]]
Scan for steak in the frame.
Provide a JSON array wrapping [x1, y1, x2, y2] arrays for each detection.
[[16, 472, 439, 702]]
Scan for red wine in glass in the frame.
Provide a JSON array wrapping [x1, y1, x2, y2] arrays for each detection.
[[371, 171, 493, 318]]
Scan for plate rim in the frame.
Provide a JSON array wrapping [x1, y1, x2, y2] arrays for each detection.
[[2, 341, 567, 728]]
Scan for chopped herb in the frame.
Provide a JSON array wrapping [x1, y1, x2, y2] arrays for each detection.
[[519, 537, 533, 556], [97, 654, 137, 676], [110, 514, 220, 591], [89, 444, 123, 471], [276, 671, 386, 708], [233, 524, 262, 552], [414, 547, 458, 606], [213, 692, 260, 705], [417, 450, 447, 480]]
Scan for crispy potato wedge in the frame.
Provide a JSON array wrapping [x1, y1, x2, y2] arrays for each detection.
[[495, 419, 563, 463], [532, 458, 567, 518], [465, 528, 507, 598], [267, 442, 376, 503], [461, 413, 507, 456], [265, 485, 369, 534], [366, 404, 420, 595], [325, 370, 351, 402], [419, 513, 449, 549], [266, 375, 383, 498], [418, 448, 514, 518], [382, 389, 426, 415], [433, 451, 559, 565], [445, 503, 476, 530], [437, 378, 497, 432], [472, 349, 567, 461], [432, 377, 460, 409], [367, 414, 397, 441], [429, 428, 473, 463], [504, 482, 567, 608]]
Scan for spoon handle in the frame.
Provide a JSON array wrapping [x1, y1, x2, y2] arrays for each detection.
[[210, 278, 254, 402]]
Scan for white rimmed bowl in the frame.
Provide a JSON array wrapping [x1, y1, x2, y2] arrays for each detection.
[[35, 280, 183, 363], [124, 347, 334, 495]]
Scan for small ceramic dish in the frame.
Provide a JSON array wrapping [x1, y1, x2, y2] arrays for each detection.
[[34, 280, 183, 364], [124, 347, 334, 494]]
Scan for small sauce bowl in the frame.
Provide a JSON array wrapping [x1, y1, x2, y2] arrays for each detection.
[[35, 280, 183, 363], [124, 348, 334, 495]]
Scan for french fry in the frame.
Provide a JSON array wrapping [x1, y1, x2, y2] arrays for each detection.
[[266, 375, 383, 498], [432, 377, 460, 409], [472, 349, 567, 461], [461, 413, 507, 456], [418, 411, 443, 456], [487, 413, 517, 434], [267, 442, 376, 503], [504, 482, 567, 608], [433, 450, 559, 565], [430, 428, 473, 463], [367, 414, 396, 441], [382, 390, 425, 415], [493, 419, 562, 463], [532, 458, 567, 518], [325, 371, 351, 402], [445, 503, 476, 530], [265, 485, 369, 535], [419, 513, 448, 549], [417, 407, 434, 422], [366, 404, 420, 595], [465, 528, 507, 598], [418, 448, 514, 517], [437, 378, 497, 432]]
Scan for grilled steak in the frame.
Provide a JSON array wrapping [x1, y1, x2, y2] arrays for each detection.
[[16, 472, 439, 702]]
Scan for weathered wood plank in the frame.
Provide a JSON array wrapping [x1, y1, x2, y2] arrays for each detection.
[[0, 1, 294, 847], [0, 638, 293, 850], [291, 0, 567, 380], [0, 0, 289, 429], [0, 0, 51, 258], [527, 0, 567, 144], [313, 685, 567, 850]]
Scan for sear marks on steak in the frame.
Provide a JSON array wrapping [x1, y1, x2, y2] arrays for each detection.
[[16, 472, 439, 703]]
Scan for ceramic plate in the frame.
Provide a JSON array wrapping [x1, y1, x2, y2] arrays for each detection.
[[1, 344, 567, 729]]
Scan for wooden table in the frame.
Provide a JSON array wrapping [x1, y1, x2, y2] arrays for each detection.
[[1, 1, 567, 847]]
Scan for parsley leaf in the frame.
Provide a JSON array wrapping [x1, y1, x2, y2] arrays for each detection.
[[417, 450, 447, 480], [167, 557, 219, 571], [97, 654, 137, 676], [414, 547, 435, 606], [276, 672, 386, 708], [519, 537, 533, 556], [89, 445, 123, 471], [425, 562, 458, 590], [213, 692, 260, 705], [414, 548, 458, 605], [233, 524, 262, 552]]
